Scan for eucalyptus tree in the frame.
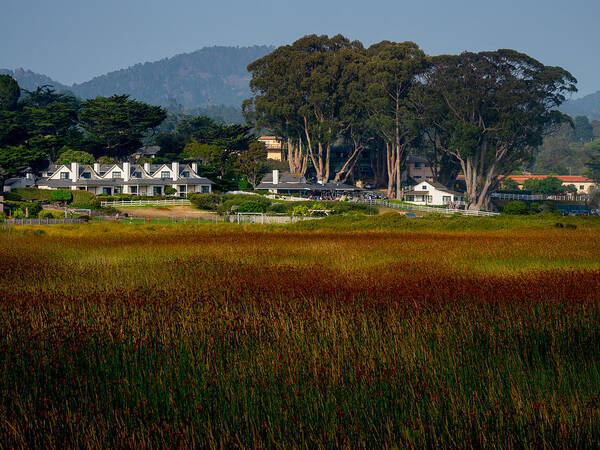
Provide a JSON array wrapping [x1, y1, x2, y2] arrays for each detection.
[[415, 50, 576, 210], [362, 41, 429, 198], [246, 34, 365, 183]]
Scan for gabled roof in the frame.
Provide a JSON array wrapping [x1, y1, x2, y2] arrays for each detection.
[[417, 180, 463, 196], [260, 172, 305, 184]]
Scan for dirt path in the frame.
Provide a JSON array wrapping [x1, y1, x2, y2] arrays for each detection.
[[115, 206, 216, 218]]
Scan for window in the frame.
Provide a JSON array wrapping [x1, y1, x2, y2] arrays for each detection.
[[580, 185, 584, 190], [442, 195, 451, 203], [181, 171, 189, 178], [201, 185, 210, 193], [179, 185, 187, 197], [414, 162, 422, 169], [414, 175, 421, 179], [60, 172, 69, 179], [82, 172, 91, 179], [422, 185, 427, 190], [112, 171, 122, 179], [153, 186, 162, 196], [427, 196, 433, 203], [130, 186, 138, 194], [133, 172, 141, 178], [161, 171, 170, 179], [406, 195, 415, 201], [102, 187, 112, 195]]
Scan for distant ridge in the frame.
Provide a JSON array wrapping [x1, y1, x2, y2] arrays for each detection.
[[0, 68, 69, 93], [560, 91, 600, 121], [1, 45, 275, 109]]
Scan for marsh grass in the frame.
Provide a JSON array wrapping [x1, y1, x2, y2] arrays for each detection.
[[1, 222, 600, 447]]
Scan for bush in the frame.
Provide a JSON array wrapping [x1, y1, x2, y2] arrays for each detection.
[[267, 203, 292, 214], [52, 190, 73, 203], [217, 195, 271, 215], [293, 205, 309, 216], [503, 201, 529, 215], [189, 193, 222, 211], [164, 186, 177, 196], [39, 210, 64, 219], [72, 191, 101, 209], [10, 188, 54, 202], [4, 201, 43, 218]]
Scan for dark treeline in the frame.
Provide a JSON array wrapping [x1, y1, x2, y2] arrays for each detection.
[[243, 34, 578, 209], [0, 76, 276, 192]]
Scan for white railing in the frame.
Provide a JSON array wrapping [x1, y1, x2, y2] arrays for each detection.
[[100, 199, 191, 207], [5, 218, 86, 225], [356, 199, 500, 216], [491, 192, 590, 202]]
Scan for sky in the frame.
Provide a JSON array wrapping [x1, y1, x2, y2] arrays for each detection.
[[1, 0, 598, 97]]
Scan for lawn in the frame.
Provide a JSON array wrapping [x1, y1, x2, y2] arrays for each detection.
[[1, 218, 600, 447]]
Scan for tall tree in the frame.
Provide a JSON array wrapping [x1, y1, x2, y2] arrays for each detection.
[[0, 75, 20, 111], [79, 95, 166, 160], [236, 141, 268, 188], [415, 50, 576, 210], [363, 41, 428, 198], [246, 34, 365, 183]]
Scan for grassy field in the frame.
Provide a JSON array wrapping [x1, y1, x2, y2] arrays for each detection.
[[1, 217, 600, 447]]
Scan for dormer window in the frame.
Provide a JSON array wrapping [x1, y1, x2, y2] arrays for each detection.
[[161, 170, 170, 179], [82, 172, 91, 179], [60, 172, 69, 179], [133, 172, 141, 178], [182, 171, 189, 178], [112, 171, 122, 179]]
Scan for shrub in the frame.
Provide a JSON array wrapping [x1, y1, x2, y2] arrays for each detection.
[[293, 205, 309, 216], [267, 203, 292, 214], [189, 193, 222, 211], [72, 191, 100, 209], [164, 186, 177, 196], [217, 195, 271, 214], [39, 210, 64, 219], [503, 201, 529, 215], [4, 201, 43, 218], [52, 190, 73, 203], [10, 188, 54, 202]]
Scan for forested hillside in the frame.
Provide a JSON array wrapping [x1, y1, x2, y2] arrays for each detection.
[[69, 46, 273, 108], [0, 68, 68, 92], [560, 91, 600, 120]]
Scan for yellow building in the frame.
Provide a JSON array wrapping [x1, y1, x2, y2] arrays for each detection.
[[258, 136, 285, 161]]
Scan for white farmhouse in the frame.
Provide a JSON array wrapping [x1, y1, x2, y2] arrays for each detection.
[[36, 162, 212, 197], [403, 180, 464, 206]]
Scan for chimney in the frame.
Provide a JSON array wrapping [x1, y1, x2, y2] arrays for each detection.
[[272, 169, 279, 185], [172, 162, 179, 181], [93, 162, 100, 173], [191, 162, 198, 174], [71, 162, 79, 181], [123, 162, 130, 181], [144, 162, 151, 174]]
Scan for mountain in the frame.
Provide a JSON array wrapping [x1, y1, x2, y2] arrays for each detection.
[[560, 91, 600, 121], [2, 45, 274, 112], [69, 45, 273, 108], [0, 68, 69, 93]]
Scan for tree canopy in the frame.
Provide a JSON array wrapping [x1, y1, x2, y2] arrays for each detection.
[[79, 95, 166, 159]]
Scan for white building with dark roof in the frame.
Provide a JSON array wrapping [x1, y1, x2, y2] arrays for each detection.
[[403, 180, 464, 206], [36, 162, 212, 197]]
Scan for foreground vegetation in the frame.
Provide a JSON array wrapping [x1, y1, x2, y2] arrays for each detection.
[[1, 220, 600, 447]]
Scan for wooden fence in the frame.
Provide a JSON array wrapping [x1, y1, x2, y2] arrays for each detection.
[[5, 218, 86, 225], [355, 199, 500, 216], [100, 199, 191, 207]]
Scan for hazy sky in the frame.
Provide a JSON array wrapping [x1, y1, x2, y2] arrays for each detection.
[[1, 0, 598, 97]]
